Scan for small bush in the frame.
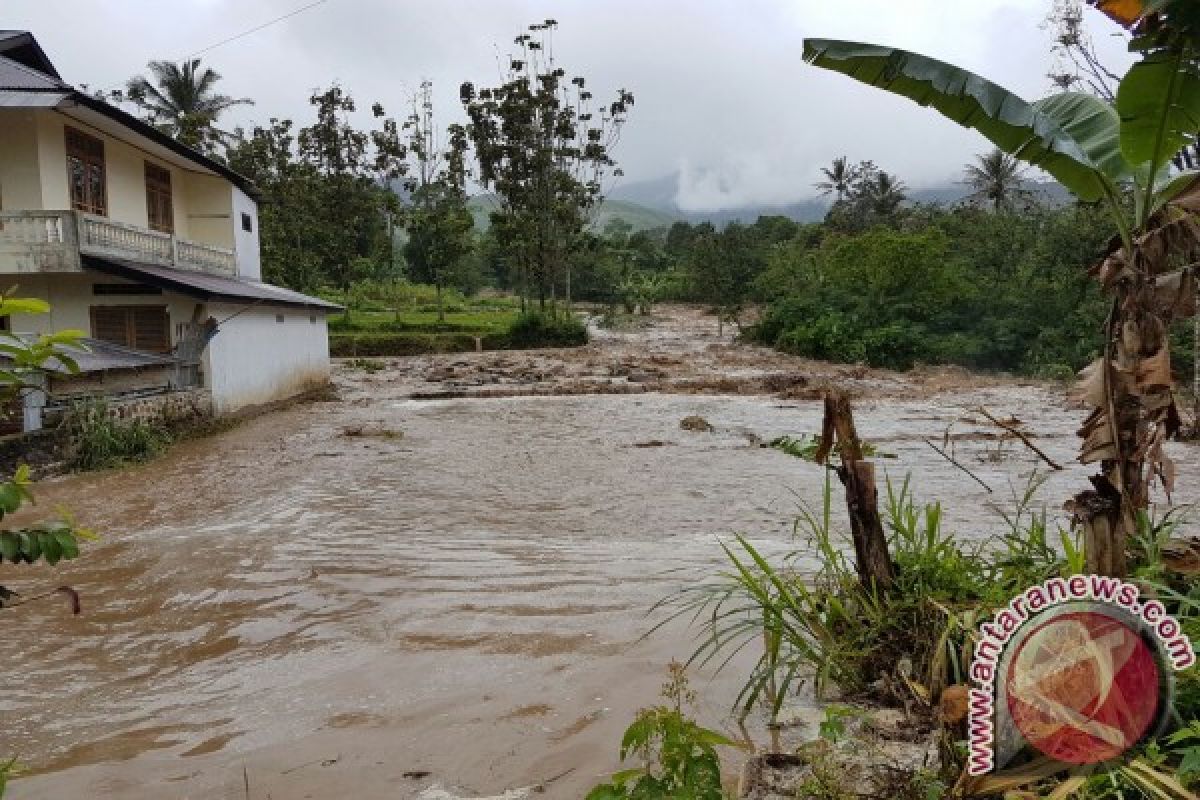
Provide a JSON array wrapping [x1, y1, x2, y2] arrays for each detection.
[[64, 402, 171, 471], [504, 311, 588, 349]]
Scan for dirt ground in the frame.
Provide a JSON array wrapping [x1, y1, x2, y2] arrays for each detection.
[[1, 306, 1194, 799]]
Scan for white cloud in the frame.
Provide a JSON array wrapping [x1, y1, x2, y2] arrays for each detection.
[[6, 0, 1136, 207]]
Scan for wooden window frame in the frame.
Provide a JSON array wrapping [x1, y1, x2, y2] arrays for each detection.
[[89, 305, 171, 353], [65, 126, 107, 216], [144, 162, 174, 234]]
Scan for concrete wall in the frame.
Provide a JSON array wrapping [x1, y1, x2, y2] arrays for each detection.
[[203, 304, 330, 413], [232, 187, 261, 280], [0, 111, 43, 210], [7, 273, 202, 347], [182, 172, 234, 249]]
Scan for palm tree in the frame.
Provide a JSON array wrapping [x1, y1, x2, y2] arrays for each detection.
[[860, 170, 907, 217], [125, 59, 252, 154], [814, 156, 858, 203], [962, 149, 1035, 212]]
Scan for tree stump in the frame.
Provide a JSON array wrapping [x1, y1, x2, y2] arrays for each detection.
[[816, 391, 895, 592]]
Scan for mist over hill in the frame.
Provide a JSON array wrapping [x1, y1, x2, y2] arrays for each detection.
[[603, 171, 1074, 228], [448, 172, 1074, 235]]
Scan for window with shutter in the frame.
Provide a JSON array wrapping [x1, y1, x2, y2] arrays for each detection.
[[144, 163, 174, 233], [90, 306, 171, 353], [65, 127, 106, 216]]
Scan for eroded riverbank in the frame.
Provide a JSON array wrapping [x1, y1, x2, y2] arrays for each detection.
[[2, 307, 1195, 799]]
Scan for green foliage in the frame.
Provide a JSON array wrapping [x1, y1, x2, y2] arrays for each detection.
[[662, 472, 1074, 720], [400, 81, 475, 322], [750, 205, 1112, 373], [0, 757, 16, 797], [226, 87, 405, 291], [587, 663, 732, 800], [122, 58, 252, 153], [504, 311, 588, 349], [63, 402, 172, 471], [769, 434, 891, 461], [0, 466, 86, 574], [461, 21, 633, 311], [329, 332, 490, 358]]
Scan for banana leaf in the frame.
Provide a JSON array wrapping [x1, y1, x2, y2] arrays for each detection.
[[803, 39, 1127, 202]]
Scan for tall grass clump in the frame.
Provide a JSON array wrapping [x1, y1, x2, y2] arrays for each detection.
[[63, 401, 172, 471], [660, 472, 1075, 721]]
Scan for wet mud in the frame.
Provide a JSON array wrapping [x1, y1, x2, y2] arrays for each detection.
[[1, 306, 1195, 799]]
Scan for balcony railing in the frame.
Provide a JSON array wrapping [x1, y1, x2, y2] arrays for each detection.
[[0, 210, 237, 275]]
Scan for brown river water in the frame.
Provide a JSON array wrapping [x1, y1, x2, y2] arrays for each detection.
[[2, 307, 1196, 799]]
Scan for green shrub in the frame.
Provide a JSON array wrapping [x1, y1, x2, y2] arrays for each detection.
[[63, 402, 171, 471], [329, 333, 480, 357], [504, 311, 589, 349], [587, 663, 731, 800]]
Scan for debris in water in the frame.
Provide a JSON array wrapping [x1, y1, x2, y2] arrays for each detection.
[[679, 415, 714, 432]]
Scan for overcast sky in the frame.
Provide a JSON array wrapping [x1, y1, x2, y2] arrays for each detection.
[[8, 1, 1133, 211]]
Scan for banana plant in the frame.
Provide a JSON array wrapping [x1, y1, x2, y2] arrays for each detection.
[[804, 0, 1200, 578]]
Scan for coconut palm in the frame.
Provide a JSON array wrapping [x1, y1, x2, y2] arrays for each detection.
[[963, 149, 1036, 212], [859, 169, 907, 217], [814, 156, 858, 203], [125, 59, 252, 154], [804, 0, 1200, 582]]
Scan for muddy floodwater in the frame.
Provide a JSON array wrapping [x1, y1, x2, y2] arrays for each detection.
[[2, 307, 1196, 799]]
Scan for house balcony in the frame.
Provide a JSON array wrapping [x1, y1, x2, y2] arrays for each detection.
[[0, 210, 236, 276]]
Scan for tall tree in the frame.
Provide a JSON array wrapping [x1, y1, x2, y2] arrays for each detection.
[[400, 81, 474, 322], [962, 149, 1036, 212], [226, 87, 406, 292], [461, 20, 633, 312], [814, 156, 858, 204], [125, 59, 252, 153], [858, 169, 907, 218]]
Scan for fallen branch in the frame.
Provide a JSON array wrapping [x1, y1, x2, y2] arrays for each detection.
[[975, 406, 1063, 471], [0, 585, 80, 614], [924, 439, 993, 493]]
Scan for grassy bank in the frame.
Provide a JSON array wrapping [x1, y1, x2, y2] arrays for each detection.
[[329, 307, 588, 357]]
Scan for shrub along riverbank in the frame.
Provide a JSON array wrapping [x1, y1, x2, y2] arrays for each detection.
[[322, 282, 589, 356]]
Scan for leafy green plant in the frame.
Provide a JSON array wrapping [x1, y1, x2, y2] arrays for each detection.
[[770, 434, 892, 462], [349, 358, 386, 373], [587, 663, 734, 799], [505, 311, 589, 349], [63, 401, 172, 471]]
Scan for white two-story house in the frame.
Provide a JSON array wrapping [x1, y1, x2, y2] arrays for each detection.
[[0, 30, 337, 427]]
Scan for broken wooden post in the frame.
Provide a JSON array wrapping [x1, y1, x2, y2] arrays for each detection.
[[815, 391, 895, 592]]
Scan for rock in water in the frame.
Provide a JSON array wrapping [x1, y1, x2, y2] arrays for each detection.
[[680, 415, 714, 432]]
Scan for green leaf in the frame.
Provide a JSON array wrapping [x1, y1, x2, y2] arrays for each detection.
[[802, 39, 1124, 201], [1178, 746, 1200, 778], [54, 529, 79, 560], [0, 483, 23, 515], [0, 531, 16, 562], [23, 530, 40, 563], [1032, 93, 1130, 184], [0, 297, 50, 316], [1117, 50, 1200, 180], [40, 531, 62, 565]]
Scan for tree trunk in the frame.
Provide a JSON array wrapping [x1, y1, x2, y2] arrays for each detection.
[[1071, 242, 1189, 577], [436, 281, 445, 324], [817, 391, 895, 592]]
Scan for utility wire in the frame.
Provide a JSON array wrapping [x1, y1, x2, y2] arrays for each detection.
[[187, 0, 335, 58]]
